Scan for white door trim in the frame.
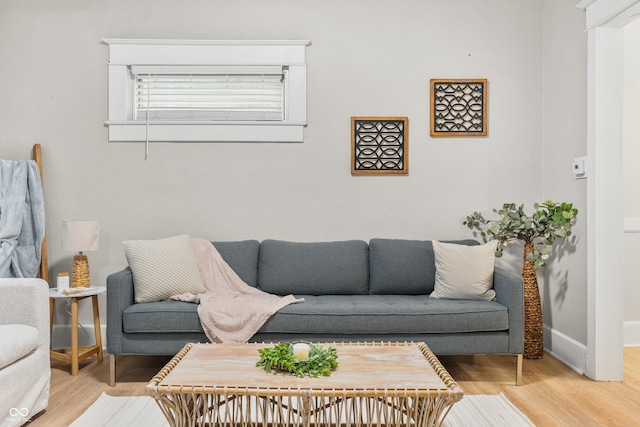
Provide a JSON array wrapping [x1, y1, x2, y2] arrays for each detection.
[[581, 0, 640, 381]]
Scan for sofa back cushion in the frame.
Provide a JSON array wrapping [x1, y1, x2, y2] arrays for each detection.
[[213, 240, 260, 287], [258, 240, 369, 295], [368, 238, 479, 295]]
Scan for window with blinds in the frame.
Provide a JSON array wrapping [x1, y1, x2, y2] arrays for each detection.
[[104, 39, 309, 143], [132, 66, 286, 121]]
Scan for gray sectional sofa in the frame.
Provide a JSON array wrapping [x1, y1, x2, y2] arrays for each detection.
[[106, 239, 524, 386]]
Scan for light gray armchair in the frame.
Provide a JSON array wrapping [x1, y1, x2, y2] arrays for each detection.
[[0, 279, 50, 427]]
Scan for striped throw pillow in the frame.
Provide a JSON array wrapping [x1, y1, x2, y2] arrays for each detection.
[[123, 235, 205, 303]]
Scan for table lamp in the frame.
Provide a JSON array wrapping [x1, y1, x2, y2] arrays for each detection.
[[62, 220, 100, 287]]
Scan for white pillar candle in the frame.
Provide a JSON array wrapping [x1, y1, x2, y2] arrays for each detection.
[[293, 343, 310, 360]]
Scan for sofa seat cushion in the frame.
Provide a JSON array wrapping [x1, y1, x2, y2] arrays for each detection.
[[258, 295, 508, 335], [0, 324, 39, 369], [122, 296, 508, 337], [123, 301, 202, 333]]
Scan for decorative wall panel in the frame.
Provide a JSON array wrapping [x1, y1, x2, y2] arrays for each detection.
[[430, 79, 488, 137], [351, 117, 408, 175]]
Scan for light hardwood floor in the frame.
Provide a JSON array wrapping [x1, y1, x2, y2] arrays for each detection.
[[29, 348, 640, 427]]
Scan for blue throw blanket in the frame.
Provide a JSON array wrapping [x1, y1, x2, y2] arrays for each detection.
[[0, 160, 45, 278]]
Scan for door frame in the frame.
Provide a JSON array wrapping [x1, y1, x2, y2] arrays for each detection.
[[581, 0, 640, 381]]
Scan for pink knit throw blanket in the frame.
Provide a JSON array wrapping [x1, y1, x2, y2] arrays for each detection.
[[169, 238, 304, 343]]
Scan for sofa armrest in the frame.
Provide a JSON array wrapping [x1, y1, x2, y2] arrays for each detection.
[[106, 268, 135, 354], [493, 267, 524, 354], [0, 278, 50, 353]]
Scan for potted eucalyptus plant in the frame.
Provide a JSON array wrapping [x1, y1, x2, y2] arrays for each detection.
[[464, 201, 578, 359]]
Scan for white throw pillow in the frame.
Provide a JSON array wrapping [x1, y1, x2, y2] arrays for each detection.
[[123, 235, 205, 303], [430, 240, 498, 301]]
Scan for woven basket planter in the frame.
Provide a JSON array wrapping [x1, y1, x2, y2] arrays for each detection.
[[523, 242, 544, 359]]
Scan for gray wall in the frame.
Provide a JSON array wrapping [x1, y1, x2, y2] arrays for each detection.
[[541, 0, 588, 346], [1, 0, 588, 352]]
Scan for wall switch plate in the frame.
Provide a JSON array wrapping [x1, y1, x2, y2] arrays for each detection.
[[573, 156, 587, 179]]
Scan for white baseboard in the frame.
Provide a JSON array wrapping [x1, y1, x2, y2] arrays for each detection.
[[542, 322, 640, 371], [543, 324, 587, 375], [51, 324, 107, 350], [624, 320, 640, 347]]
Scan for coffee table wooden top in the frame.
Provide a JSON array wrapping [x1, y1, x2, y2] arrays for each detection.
[[147, 342, 462, 399]]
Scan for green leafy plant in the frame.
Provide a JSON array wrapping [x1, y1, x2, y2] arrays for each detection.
[[463, 200, 578, 270], [256, 342, 338, 378]]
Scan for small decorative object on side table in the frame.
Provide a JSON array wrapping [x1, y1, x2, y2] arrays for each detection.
[[49, 286, 106, 375], [62, 219, 100, 288]]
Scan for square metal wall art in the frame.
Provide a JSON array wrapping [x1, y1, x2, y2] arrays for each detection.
[[351, 117, 408, 175], [430, 79, 488, 137]]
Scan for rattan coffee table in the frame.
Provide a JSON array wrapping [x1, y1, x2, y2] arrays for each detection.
[[146, 342, 463, 427]]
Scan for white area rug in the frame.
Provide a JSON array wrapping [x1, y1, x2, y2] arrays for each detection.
[[442, 393, 536, 426], [71, 392, 535, 427], [70, 393, 167, 427]]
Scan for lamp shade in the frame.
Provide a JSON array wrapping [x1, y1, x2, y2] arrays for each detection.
[[62, 220, 100, 252]]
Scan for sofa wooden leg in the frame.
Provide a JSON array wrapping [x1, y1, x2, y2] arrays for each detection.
[[109, 354, 116, 387], [516, 354, 523, 385]]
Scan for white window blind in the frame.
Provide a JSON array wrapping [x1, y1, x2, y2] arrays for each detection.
[[131, 66, 286, 121]]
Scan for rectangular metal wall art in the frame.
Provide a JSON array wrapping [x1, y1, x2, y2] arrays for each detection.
[[351, 117, 409, 175], [430, 79, 488, 137]]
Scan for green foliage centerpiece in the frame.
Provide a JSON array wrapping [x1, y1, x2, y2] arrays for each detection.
[[256, 342, 338, 378], [464, 201, 578, 359]]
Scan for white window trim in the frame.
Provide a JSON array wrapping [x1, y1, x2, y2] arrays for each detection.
[[103, 39, 310, 143]]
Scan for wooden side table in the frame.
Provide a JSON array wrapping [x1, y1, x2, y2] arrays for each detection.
[[49, 286, 105, 375]]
